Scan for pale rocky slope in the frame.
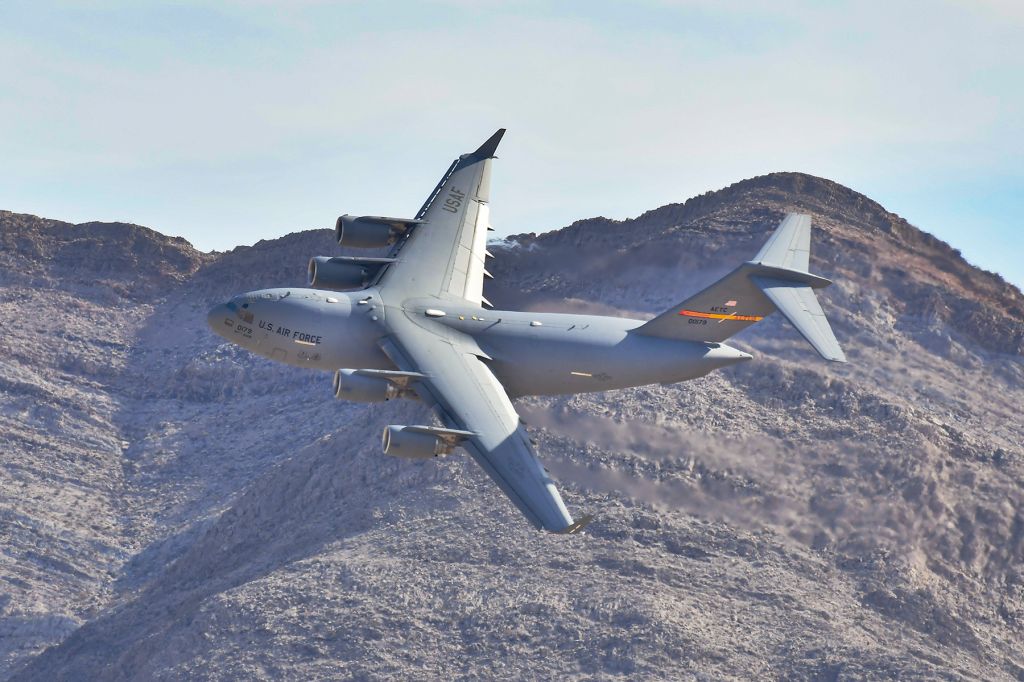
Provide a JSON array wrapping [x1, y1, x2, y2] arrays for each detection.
[[0, 173, 1021, 680]]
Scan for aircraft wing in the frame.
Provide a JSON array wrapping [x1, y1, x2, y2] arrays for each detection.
[[380, 313, 590, 533], [375, 130, 503, 306]]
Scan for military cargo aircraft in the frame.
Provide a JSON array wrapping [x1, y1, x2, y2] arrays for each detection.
[[208, 129, 845, 534]]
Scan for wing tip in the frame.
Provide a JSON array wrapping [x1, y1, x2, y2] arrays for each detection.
[[550, 514, 594, 535], [472, 128, 506, 159]]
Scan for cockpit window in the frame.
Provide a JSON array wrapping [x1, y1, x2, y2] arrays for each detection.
[[226, 299, 253, 323]]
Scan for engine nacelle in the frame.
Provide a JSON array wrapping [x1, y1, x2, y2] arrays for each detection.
[[333, 369, 399, 402], [381, 425, 450, 460], [308, 256, 372, 291], [381, 424, 474, 460], [335, 215, 419, 248]]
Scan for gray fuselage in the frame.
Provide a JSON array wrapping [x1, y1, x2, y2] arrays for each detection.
[[207, 287, 752, 397]]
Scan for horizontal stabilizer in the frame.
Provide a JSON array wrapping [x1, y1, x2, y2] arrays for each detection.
[[752, 277, 846, 362]]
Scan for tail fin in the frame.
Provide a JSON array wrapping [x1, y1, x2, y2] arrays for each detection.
[[635, 213, 846, 363], [753, 213, 811, 271]]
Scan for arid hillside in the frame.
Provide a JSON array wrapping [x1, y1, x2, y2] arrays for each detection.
[[1, 173, 1022, 680]]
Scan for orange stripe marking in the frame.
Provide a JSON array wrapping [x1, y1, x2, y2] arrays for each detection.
[[678, 309, 763, 322]]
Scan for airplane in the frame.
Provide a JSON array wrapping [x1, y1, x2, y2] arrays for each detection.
[[207, 129, 845, 534]]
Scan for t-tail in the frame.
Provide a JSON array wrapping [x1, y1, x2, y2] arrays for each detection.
[[636, 213, 846, 362]]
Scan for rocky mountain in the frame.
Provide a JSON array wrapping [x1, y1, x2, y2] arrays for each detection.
[[0, 172, 1022, 680]]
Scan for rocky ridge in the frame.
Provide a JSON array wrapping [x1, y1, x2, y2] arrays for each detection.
[[0, 173, 1022, 680]]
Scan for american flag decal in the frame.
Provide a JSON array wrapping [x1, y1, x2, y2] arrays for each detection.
[[725, 300, 737, 307]]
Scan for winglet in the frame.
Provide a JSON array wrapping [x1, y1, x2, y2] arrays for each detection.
[[552, 514, 594, 535], [472, 128, 505, 159]]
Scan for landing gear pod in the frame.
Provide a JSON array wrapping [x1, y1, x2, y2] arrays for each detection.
[[335, 215, 423, 248], [381, 425, 476, 460]]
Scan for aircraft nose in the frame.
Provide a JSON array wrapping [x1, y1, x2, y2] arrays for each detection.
[[207, 303, 231, 333]]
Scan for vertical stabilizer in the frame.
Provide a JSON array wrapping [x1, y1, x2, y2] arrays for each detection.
[[753, 213, 811, 271]]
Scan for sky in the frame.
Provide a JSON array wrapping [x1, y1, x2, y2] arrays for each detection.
[[1, 1, 1022, 288]]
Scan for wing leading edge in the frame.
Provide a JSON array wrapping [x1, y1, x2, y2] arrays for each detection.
[[380, 313, 589, 533]]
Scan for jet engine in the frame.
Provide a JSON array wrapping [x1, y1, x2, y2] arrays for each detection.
[[335, 215, 421, 248], [308, 256, 373, 291], [381, 425, 448, 459], [333, 369, 399, 402], [381, 425, 474, 460]]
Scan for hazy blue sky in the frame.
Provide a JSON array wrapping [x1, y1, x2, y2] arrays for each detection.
[[2, 1, 1021, 287]]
